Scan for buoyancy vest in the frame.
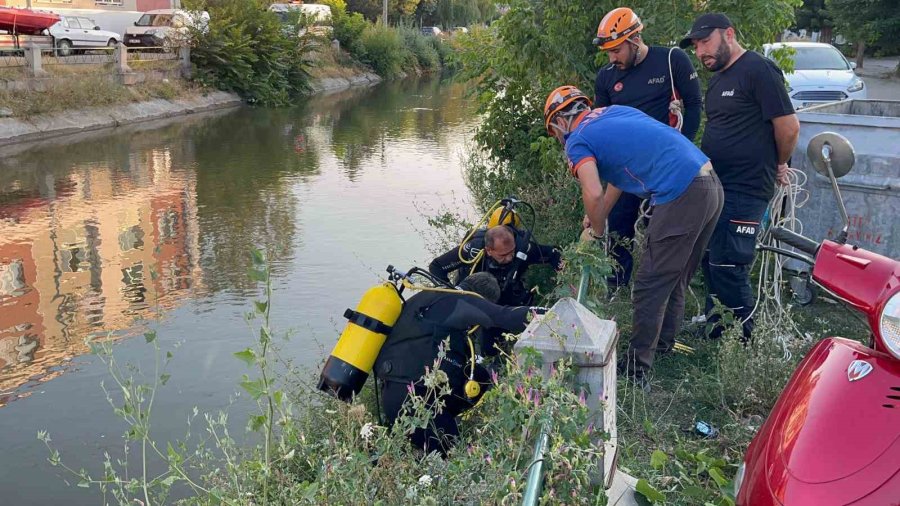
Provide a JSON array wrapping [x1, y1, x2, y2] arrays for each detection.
[[375, 291, 468, 384]]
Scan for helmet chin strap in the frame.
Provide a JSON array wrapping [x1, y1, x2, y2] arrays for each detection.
[[550, 107, 589, 140], [626, 37, 641, 67]]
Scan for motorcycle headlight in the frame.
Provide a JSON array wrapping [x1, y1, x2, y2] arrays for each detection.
[[847, 77, 865, 93], [880, 292, 900, 359], [734, 462, 746, 498]]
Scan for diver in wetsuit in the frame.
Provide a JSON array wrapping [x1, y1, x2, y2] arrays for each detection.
[[374, 273, 539, 456], [428, 225, 562, 307]]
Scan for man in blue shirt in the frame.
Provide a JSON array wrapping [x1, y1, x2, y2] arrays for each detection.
[[592, 7, 702, 289], [544, 86, 723, 388]]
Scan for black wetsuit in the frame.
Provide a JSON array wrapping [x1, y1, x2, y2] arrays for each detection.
[[375, 290, 531, 455], [428, 227, 561, 306]]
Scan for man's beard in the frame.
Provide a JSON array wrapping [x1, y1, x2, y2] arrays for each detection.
[[616, 44, 639, 70], [704, 41, 732, 72]]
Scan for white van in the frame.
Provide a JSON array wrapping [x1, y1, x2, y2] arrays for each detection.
[[124, 9, 209, 48], [268, 3, 332, 37]]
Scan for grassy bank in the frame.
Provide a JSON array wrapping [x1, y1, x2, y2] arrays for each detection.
[[0, 75, 201, 118], [586, 275, 869, 503]]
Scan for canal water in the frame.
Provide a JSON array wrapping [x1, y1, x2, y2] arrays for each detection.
[[0, 78, 476, 504]]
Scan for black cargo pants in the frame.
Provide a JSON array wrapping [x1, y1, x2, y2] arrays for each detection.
[[701, 191, 770, 340], [626, 170, 724, 376]]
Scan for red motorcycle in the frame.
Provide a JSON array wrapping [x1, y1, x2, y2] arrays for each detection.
[[735, 132, 900, 505]]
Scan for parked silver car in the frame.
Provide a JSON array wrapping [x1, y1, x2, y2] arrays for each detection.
[[49, 15, 121, 56]]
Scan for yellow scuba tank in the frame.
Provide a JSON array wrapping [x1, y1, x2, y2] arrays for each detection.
[[318, 282, 403, 402]]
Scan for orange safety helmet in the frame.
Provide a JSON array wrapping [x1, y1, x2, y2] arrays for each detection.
[[543, 85, 592, 134], [593, 7, 643, 50]]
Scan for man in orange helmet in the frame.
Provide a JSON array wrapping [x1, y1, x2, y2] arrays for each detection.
[[591, 7, 703, 290], [544, 86, 723, 390]]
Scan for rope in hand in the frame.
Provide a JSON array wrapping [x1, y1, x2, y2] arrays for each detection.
[[668, 47, 684, 132]]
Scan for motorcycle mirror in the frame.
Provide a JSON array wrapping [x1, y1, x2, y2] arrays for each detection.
[[807, 132, 855, 243], [807, 132, 855, 179]]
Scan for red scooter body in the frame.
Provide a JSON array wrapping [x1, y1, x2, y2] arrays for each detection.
[[737, 240, 900, 505]]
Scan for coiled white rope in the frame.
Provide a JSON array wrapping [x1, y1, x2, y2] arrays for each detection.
[[748, 166, 810, 359]]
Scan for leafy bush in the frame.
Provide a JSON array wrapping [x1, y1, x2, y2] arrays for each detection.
[[328, 2, 369, 54], [431, 35, 455, 69], [184, 0, 314, 106], [321, 0, 458, 77], [399, 25, 441, 70], [357, 23, 409, 77]]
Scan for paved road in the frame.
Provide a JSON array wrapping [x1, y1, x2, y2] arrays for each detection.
[[865, 76, 900, 100], [856, 56, 900, 100]]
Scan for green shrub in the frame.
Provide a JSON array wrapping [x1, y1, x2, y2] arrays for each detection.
[[399, 26, 440, 71], [358, 23, 408, 78], [331, 8, 369, 54], [184, 0, 313, 106], [431, 35, 454, 68]]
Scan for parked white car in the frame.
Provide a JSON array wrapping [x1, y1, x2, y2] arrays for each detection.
[[765, 42, 867, 110], [49, 15, 121, 56], [124, 9, 209, 49]]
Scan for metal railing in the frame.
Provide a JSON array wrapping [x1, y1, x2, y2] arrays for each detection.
[[41, 48, 116, 66], [0, 53, 25, 68], [128, 49, 179, 63], [2, 43, 187, 78]]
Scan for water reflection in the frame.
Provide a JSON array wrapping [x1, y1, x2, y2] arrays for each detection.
[[0, 142, 203, 404], [0, 77, 475, 407]]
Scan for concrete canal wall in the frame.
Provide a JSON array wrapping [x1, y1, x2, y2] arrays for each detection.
[[0, 91, 242, 146], [0, 70, 382, 147]]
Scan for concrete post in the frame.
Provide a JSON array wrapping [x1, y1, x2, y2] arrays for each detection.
[[23, 44, 47, 77], [514, 298, 618, 487], [179, 46, 191, 79], [115, 43, 131, 74]]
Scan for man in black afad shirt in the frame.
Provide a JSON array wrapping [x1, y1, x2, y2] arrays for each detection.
[[592, 7, 702, 288], [680, 13, 799, 339]]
